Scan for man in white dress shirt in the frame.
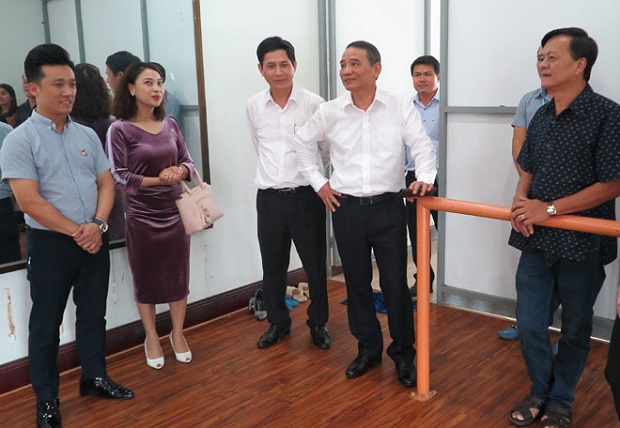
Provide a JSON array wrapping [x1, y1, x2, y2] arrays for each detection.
[[295, 41, 436, 387], [246, 36, 331, 350]]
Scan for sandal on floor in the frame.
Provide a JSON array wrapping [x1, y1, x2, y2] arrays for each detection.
[[508, 395, 545, 426], [541, 406, 571, 428]]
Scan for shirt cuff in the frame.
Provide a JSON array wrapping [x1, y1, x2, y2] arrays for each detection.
[[309, 175, 328, 193], [414, 172, 437, 185]]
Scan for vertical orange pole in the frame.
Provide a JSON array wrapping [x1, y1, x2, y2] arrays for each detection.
[[411, 199, 436, 400]]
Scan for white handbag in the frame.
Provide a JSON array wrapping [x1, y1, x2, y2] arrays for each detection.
[[175, 169, 224, 235]]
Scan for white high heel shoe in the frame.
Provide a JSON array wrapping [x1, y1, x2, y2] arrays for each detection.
[[144, 339, 164, 370], [170, 331, 192, 363]]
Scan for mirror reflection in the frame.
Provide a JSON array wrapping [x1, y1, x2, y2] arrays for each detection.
[[0, 0, 205, 270]]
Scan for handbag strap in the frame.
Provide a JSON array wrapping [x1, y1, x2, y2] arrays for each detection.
[[180, 168, 204, 193]]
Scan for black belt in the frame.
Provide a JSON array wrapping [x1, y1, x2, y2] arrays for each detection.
[[339, 192, 397, 205], [261, 186, 307, 197]]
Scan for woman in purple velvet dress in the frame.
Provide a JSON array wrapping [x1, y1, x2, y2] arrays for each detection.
[[107, 62, 194, 369]]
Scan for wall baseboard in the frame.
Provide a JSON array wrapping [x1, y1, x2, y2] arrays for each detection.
[[0, 268, 309, 396], [440, 284, 613, 341]]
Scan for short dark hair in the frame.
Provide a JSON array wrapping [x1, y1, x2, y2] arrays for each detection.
[[410, 55, 440, 75], [256, 36, 295, 65], [112, 62, 166, 121], [24, 43, 74, 85], [346, 41, 381, 65], [71, 63, 111, 121], [0, 84, 18, 117], [541, 27, 598, 82], [105, 51, 141, 75]]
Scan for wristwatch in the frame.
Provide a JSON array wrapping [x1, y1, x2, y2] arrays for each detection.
[[546, 203, 557, 216], [92, 218, 109, 233]]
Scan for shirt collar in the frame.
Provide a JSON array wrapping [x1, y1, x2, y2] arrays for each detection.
[[567, 84, 593, 117], [31, 110, 73, 132], [546, 84, 593, 118], [261, 85, 299, 108], [342, 87, 386, 109], [533, 87, 552, 103], [413, 88, 440, 107]]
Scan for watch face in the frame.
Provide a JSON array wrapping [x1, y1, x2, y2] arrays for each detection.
[[93, 218, 109, 233], [546, 205, 557, 216]]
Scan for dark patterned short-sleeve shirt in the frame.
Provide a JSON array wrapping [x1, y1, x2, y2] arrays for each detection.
[[509, 85, 620, 265]]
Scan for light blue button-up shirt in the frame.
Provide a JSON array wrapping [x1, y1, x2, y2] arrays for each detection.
[[0, 111, 111, 230], [405, 90, 439, 171], [512, 87, 551, 129], [0, 122, 14, 200]]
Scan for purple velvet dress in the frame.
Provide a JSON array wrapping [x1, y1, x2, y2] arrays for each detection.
[[107, 117, 194, 304]]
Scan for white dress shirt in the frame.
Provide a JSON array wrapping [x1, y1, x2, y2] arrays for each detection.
[[246, 86, 327, 189], [295, 89, 436, 196]]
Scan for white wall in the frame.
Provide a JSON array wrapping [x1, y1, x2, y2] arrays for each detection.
[[443, 0, 620, 320], [446, 0, 620, 106], [0, 0, 46, 102], [334, 0, 425, 98]]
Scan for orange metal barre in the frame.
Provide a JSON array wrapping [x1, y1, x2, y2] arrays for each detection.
[[411, 196, 620, 400]]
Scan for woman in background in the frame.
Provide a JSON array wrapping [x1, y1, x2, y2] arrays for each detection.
[[0, 84, 18, 126], [107, 62, 194, 370], [71, 63, 125, 241]]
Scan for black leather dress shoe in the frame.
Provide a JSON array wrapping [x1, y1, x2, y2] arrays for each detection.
[[257, 324, 290, 349], [396, 361, 417, 387], [79, 375, 134, 400], [310, 325, 331, 350], [345, 354, 382, 378], [37, 399, 61, 428]]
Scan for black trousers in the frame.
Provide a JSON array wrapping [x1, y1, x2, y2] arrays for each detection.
[[26, 228, 110, 401], [257, 186, 328, 329], [0, 197, 20, 264], [606, 316, 620, 421], [405, 171, 438, 286], [332, 195, 415, 364]]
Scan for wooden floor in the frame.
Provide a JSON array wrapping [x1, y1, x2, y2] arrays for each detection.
[[0, 280, 617, 428]]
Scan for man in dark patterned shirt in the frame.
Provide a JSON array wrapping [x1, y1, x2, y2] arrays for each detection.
[[507, 28, 620, 428]]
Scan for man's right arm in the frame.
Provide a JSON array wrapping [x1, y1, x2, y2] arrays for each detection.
[[511, 93, 530, 176], [294, 108, 341, 211], [511, 126, 527, 176], [245, 103, 260, 154], [8, 178, 79, 236]]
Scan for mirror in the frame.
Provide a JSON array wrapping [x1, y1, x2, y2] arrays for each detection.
[[0, 0, 208, 272]]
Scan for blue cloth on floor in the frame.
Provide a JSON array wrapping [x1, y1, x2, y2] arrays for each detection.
[[285, 294, 299, 310], [340, 291, 416, 313]]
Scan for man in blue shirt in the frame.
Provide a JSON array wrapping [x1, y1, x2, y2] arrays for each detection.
[[405, 55, 439, 296], [508, 28, 620, 427], [0, 44, 133, 428]]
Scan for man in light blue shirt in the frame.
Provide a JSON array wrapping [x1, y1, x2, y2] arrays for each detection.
[[1, 43, 133, 428], [405, 55, 440, 296], [511, 46, 553, 177]]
